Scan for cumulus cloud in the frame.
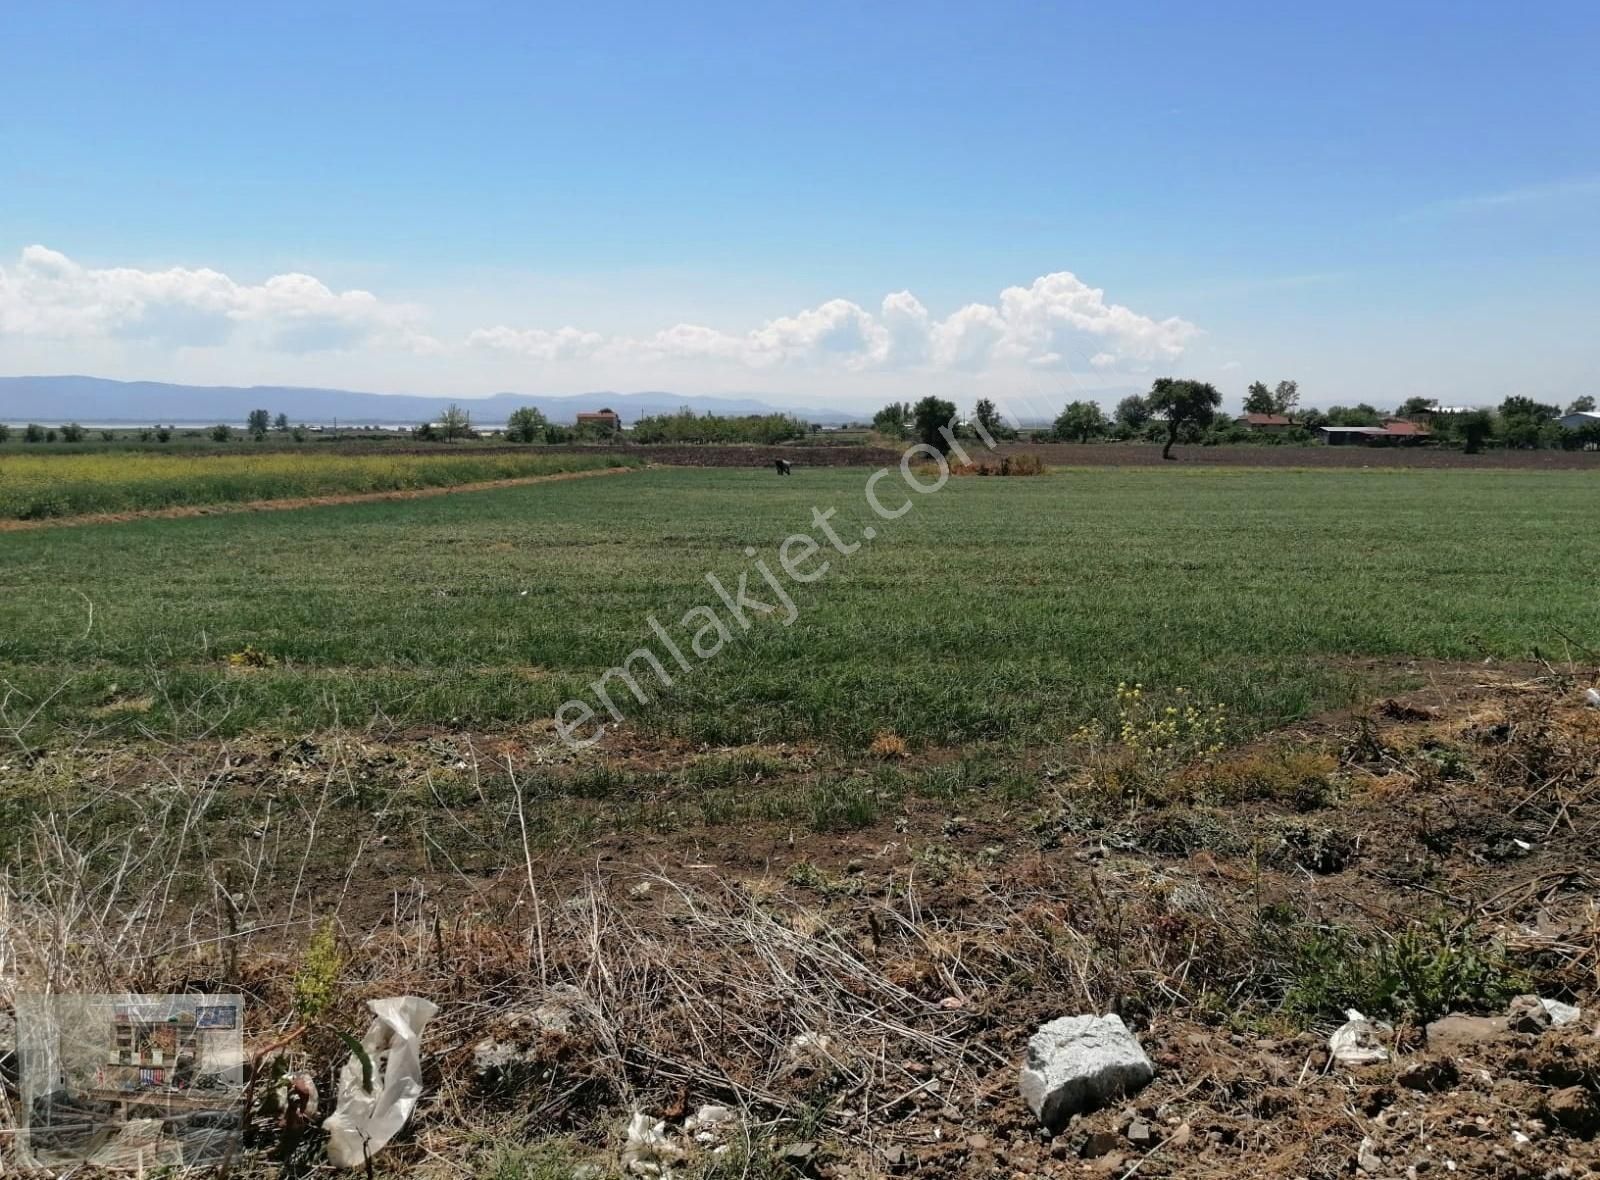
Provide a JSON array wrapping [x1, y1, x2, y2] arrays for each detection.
[[0, 244, 428, 353], [465, 324, 605, 361], [467, 271, 1198, 376], [3, 244, 1199, 378]]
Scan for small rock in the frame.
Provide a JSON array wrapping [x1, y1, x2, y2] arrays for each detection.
[[1359, 1137, 1383, 1174], [1081, 1130, 1120, 1158], [881, 1144, 911, 1171], [1425, 1013, 1510, 1056], [1125, 1117, 1156, 1147], [1398, 1058, 1460, 1093], [1508, 995, 1553, 1035], [1545, 1086, 1600, 1138], [966, 1134, 989, 1152], [1019, 1013, 1155, 1130], [777, 1141, 819, 1176]]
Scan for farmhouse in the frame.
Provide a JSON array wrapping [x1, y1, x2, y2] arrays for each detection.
[[1238, 413, 1295, 434], [1320, 420, 1432, 447], [576, 410, 622, 431], [1556, 410, 1600, 431]]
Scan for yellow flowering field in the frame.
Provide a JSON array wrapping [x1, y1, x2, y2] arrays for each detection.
[[0, 449, 634, 519]]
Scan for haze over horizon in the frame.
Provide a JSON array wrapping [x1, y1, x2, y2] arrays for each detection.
[[3, 2, 1596, 422]]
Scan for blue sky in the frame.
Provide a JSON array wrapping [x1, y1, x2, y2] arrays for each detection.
[[2, 1, 1596, 416]]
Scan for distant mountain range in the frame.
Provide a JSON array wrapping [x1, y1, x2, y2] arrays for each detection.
[[0, 375, 866, 426]]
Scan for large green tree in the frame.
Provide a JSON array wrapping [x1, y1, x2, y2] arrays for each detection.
[[1114, 394, 1150, 434], [873, 401, 911, 436], [505, 406, 549, 443], [1243, 379, 1299, 417], [1568, 395, 1596, 414], [972, 398, 1011, 440], [1325, 404, 1384, 427], [247, 409, 272, 436], [1147, 378, 1222, 460], [1053, 400, 1109, 443], [912, 396, 959, 453], [1499, 396, 1560, 449], [1243, 382, 1276, 416]]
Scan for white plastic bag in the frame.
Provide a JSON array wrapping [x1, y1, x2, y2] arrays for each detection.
[[1329, 1009, 1389, 1066], [322, 996, 438, 1168]]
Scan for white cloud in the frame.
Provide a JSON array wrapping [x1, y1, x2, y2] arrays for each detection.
[[521, 271, 1196, 375], [466, 324, 605, 361], [3, 245, 1199, 381], [0, 245, 428, 353]]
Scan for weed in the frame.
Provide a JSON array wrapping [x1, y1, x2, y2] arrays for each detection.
[[226, 644, 276, 669], [806, 779, 883, 832], [1284, 916, 1523, 1023], [867, 731, 909, 758], [291, 922, 343, 1022]]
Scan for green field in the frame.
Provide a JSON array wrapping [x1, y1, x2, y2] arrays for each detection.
[[1, 464, 1594, 748]]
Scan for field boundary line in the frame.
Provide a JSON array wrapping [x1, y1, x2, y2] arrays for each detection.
[[0, 463, 642, 532]]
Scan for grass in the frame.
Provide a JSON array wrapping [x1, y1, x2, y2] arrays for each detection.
[[0, 465, 1596, 746], [0, 448, 636, 519]]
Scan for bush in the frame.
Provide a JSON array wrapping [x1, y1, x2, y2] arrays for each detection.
[[0, 423, 10, 443], [948, 453, 1048, 477], [100, 430, 116, 442], [60, 422, 87, 442], [211, 424, 232, 442], [505, 406, 549, 443], [155, 427, 172, 443], [1285, 916, 1522, 1022], [23, 424, 45, 443], [630, 408, 808, 445]]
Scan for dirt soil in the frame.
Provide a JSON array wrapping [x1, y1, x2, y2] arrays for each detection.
[[9, 659, 1600, 1176]]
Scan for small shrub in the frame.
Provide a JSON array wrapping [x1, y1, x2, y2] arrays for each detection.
[[23, 423, 45, 443], [100, 430, 116, 442], [0, 423, 10, 443], [60, 422, 86, 442], [226, 645, 275, 669], [868, 731, 909, 759], [291, 922, 342, 1022], [948, 453, 1049, 477], [155, 426, 172, 442], [211, 424, 233, 442], [1284, 916, 1522, 1023], [1196, 748, 1338, 809], [807, 779, 882, 832]]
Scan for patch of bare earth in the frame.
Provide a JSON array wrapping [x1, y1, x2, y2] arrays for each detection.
[[3, 664, 1599, 1176]]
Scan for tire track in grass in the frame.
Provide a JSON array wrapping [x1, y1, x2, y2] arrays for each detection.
[[0, 463, 641, 532]]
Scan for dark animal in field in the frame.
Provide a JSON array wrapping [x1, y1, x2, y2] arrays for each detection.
[[774, 459, 792, 475]]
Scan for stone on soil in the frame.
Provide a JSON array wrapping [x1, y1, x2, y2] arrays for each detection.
[[1019, 1014, 1155, 1130], [1424, 1013, 1509, 1056]]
